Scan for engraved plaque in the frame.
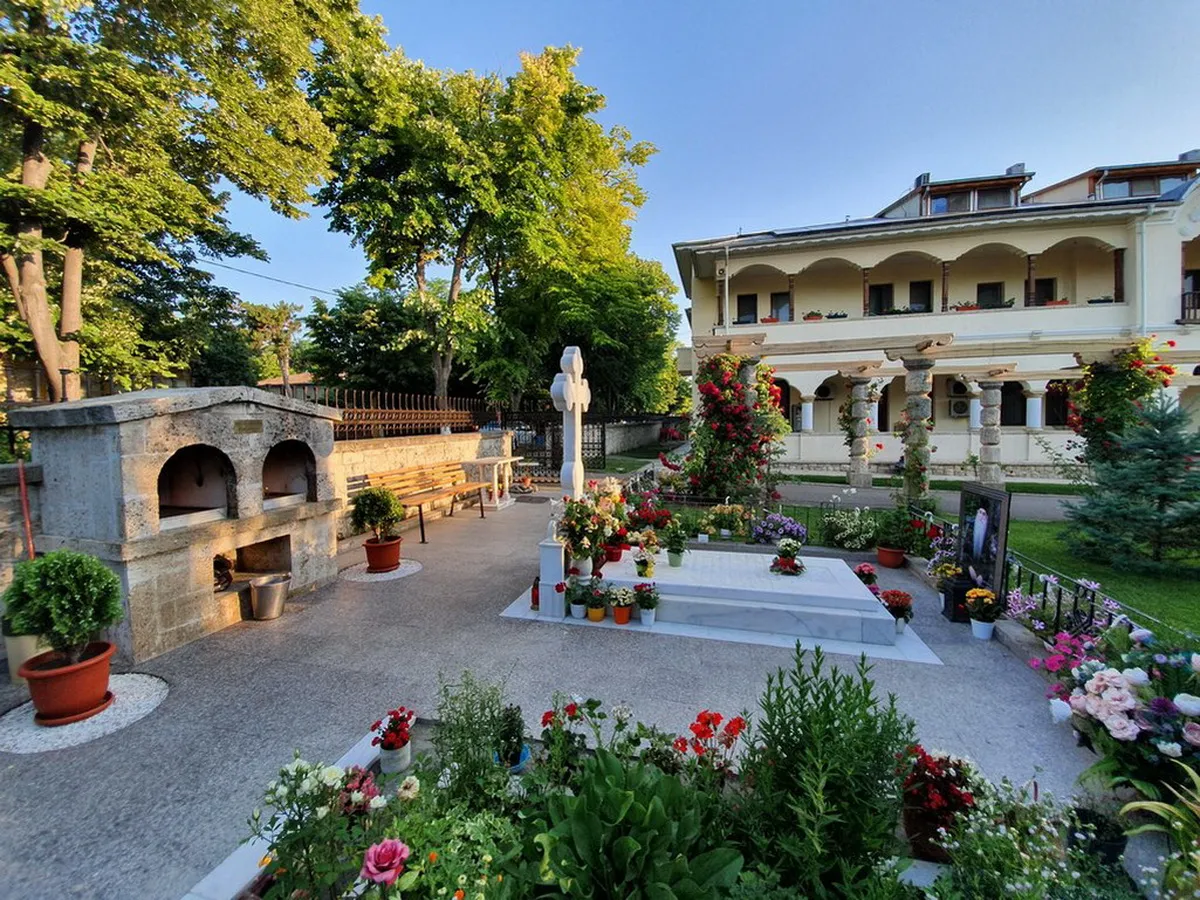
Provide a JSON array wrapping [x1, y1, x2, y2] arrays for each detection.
[[233, 419, 264, 434]]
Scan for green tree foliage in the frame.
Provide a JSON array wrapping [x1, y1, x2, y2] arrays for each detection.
[[1065, 394, 1200, 572], [243, 301, 302, 390], [0, 0, 372, 399]]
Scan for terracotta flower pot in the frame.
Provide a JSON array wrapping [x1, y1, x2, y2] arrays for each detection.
[[364, 536, 402, 573], [876, 545, 906, 568], [19, 641, 116, 727], [613, 606, 632, 625], [586, 607, 605, 622], [903, 805, 951, 863]]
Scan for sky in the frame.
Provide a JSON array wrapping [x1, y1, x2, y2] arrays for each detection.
[[198, 0, 1200, 343]]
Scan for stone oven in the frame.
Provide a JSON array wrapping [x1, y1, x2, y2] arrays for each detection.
[[11, 387, 341, 662]]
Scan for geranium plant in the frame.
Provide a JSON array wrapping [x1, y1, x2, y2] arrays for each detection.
[[633, 583, 660, 610], [880, 590, 913, 623], [671, 709, 747, 783], [371, 706, 416, 751], [901, 743, 978, 860]]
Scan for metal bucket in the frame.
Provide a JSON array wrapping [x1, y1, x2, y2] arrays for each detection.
[[249, 574, 291, 620]]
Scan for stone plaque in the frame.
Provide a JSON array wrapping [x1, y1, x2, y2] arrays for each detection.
[[233, 419, 264, 434]]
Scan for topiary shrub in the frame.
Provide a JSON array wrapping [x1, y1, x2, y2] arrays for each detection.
[[3, 550, 124, 663], [350, 487, 405, 541]]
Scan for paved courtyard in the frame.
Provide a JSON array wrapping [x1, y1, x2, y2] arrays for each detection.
[[0, 496, 1092, 900]]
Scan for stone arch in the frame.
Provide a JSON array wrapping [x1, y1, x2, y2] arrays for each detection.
[[951, 242, 1028, 309], [262, 439, 317, 503], [869, 250, 943, 313], [157, 444, 238, 524], [728, 263, 791, 323], [793, 257, 862, 318]]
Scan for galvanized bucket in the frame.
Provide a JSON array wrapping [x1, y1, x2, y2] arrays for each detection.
[[249, 574, 291, 620]]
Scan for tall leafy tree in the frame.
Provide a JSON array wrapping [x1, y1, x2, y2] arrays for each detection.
[[0, 0, 373, 399], [243, 301, 302, 391]]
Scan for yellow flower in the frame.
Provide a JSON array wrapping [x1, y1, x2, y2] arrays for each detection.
[[258, 854, 273, 868]]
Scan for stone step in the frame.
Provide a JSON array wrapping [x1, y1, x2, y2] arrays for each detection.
[[654, 591, 898, 646]]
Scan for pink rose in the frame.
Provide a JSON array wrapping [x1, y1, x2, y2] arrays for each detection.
[[1104, 715, 1142, 742], [361, 839, 410, 886], [1069, 690, 1089, 714], [1101, 687, 1137, 713], [1183, 723, 1200, 748]]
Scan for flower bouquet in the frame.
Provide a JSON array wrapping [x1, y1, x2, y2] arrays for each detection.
[[371, 705, 416, 773], [770, 537, 805, 575], [633, 547, 656, 578], [881, 589, 913, 630], [710, 503, 749, 538], [901, 743, 979, 862]]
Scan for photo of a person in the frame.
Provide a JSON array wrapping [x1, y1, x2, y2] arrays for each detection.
[[958, 485, 1010, 592]]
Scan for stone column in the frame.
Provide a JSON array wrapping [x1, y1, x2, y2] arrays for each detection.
[[978, 379, 1004, 486], [847, 376, 873, 488], [799, 396, 815, 432], [901, 358, 935, 500]]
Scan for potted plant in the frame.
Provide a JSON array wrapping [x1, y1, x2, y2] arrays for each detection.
[[803, 309, 823, 322], [496, 703, 531, 774], [2, 610, 41, 688], [965, 587, 1000, 639], [853, 562, 878, 588], [901, 744, 978, 863], [710, 503, 747, 539], [662, 520, 688, 567], [604, 527, 628, 562], [633, 546, 656, 578], [634, 583, 660, 627], [825, 310, 848, 319], [585, 585, 606, 622], [759, 315, 779, 324], [769, 537, 805, 575], [881, 589, 914, 633], [370, 705, 416, 774], [350, 487, 405, 573], [874, 506, 912, 568], [4, 549, 124, 726], [559, 576, 591, 619], [609, 586, 635, 625]]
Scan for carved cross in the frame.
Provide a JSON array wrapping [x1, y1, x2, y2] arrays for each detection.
[[550, 346, 591, 500]]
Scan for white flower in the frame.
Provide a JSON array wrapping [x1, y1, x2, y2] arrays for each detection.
[[368, 795, 387, 810], [1192, 653, 1200, 674], [315, 806, 329, 819], [350, 790, 365, 804], [319, 765, 343, 787], [275, 785, 288, 800], [398, 775, 421, 801], [1157, 741, 1184, 758], [1048, 698, 1072, 724], [1175, 694, 1200, 717], [1122, 667, 1150, 686]]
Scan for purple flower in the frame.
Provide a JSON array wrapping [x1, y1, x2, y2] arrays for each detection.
[[1150, 697, 1180, 718], [1155, 653, 1169, 665]]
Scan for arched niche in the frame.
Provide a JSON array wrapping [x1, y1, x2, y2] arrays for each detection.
[[157, 444, 237, 528]]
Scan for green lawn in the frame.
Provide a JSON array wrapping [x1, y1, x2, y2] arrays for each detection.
[[1005, 520, 1200, 635], [595, 440, 686, 474]]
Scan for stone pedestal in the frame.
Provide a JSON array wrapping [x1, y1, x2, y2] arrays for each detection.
[[901, 358, 935, 500], [847, 376, 873, 488], [538, 538, 566, 618], [978, 380, 1004, 486]]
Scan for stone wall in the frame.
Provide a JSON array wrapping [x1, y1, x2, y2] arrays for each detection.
[[329, 430, 512, 536], [604, 421, 663, 455], [0, 463, 40, 595]]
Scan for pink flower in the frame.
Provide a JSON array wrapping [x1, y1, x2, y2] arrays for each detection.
[[1101, 687, 1137, 713], [1183, 723, 1200, 748], [1069, 690, 1089, 714], [1104, 715, 1142, 742], [361, 839, 411, 886]]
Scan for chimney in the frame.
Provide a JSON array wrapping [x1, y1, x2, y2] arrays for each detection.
[[1006, 163, 1026, 176], [913, 172, 931, 189], [1179, 149, 1200, 162]]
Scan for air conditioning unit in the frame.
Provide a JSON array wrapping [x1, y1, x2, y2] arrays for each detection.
[[949, 380, 969, 397], [949, 398, 971, 418]]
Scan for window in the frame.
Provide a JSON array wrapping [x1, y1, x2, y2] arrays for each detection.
[[735, 293, 757, 325], [1000, 382, 1026, 427], [1045, 383, 1070, 427], [868, 283, 894, 316], [1130, 176, 1159, 197], [930, 191, 971, 214], [976, 282, 1005, 309], [908, 280, 933, 312], [1185, 270, 1200, 294], [769, 291, 791, 322], [1033, 277, 1057, 306], [977, 188, 1013, 209], [1101, 180, 1131, 199], [1161, 175, 1187, 193]]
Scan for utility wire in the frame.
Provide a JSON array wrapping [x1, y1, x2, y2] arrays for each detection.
[[203, 260, 339, 297]]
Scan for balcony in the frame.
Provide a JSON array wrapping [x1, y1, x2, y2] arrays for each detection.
[[1181, 291, 1200, 325]]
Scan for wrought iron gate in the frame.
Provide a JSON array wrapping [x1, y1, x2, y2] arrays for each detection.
[[499, 410, 606, 479]]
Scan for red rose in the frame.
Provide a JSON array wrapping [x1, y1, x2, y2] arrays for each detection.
[[564, 702, 579, 718], [541, 710, 555, 727], [555, 582, 566, 593]]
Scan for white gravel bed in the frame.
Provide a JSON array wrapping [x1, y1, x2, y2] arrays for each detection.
[[0, 673, 169, 754], [340, 560, 423, 583]]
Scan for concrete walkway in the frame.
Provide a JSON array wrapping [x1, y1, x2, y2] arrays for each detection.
[[0, 496, 1091, 900], [778, 481, 1075, 521]]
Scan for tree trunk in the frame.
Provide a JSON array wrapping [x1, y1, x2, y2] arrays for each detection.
[[279, 345, 291, 395], [57, 138, 97, 402], [432, 352, 453, 403]]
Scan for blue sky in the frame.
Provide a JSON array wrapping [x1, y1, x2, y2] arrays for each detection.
[[200, 0, 1200, 341]]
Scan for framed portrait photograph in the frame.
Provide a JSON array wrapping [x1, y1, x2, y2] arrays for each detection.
[[957, 483, 1011, 593]]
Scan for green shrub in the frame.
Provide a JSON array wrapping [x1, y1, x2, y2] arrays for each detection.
[[3, 550, 123, 662], [431, 671, 509, 806], [350, 487, 405, 540], [732, 647, 914, 896], [538, 748, 742, 899]]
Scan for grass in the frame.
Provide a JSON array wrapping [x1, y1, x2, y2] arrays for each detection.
[[782, 473, 1081, 496], [1005, 520, 1200, 635], [595, 441, 686, 474]]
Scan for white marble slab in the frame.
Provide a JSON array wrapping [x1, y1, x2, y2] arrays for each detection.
[[502, 590, 942, 665]]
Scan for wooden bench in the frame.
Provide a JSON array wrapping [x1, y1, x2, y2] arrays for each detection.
[[365, 462, 491, 543]]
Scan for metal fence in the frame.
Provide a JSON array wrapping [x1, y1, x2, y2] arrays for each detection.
[[260, 385, 494, 440]]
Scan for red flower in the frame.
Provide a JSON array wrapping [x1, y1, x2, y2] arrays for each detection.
[[1167, 340, 1177, 348], [567, 567, 580, 576], [564, 702, 579, 718], [541, 710, 555, 727], [672, 736, 688, 753], [555, 582, 566, 593]]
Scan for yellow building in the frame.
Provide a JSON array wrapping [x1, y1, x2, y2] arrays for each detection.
[[672, 152, 1200, 483]]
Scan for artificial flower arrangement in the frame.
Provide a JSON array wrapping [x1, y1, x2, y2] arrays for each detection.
[[1045, 624, 1200, 795], [558, 480, 628, 561], [751, 512, 808, 544], [880, 590, 913, 623], [371, 706, 416, 751], [769, 537, 805, 576], [901, 743, 980, 862], [965, 588, 1001, 623], [633, 547, 656, 578], [930, 561, 962, 584], [626, 529, 660, 554]]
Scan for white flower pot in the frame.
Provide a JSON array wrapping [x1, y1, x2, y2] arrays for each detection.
[[970, 619, 995, 640], [641, 608, 656, 627], [895, 618, 906, 634], [379, 743, 412, 774], [570, 556, 592, 577], [697, 534, 709, 543], [570, 602, 587, 619]]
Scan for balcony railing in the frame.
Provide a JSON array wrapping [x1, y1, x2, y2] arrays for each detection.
[[1181, 291, 1200, 324]]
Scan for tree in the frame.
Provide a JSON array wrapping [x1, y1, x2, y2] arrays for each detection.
[[243, 302, 302, 391], [1064, 394, 1200, 572], [0, 1, 372, 399]]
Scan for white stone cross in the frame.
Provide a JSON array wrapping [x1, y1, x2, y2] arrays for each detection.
[[550, 346, 591, 500]]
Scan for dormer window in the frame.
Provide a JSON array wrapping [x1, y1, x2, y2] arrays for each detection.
[[977, 187, 1014, 209], [929, 187, 1013, 215], [1101, 174, 1189, 199], [930, 191, 970, 214]]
